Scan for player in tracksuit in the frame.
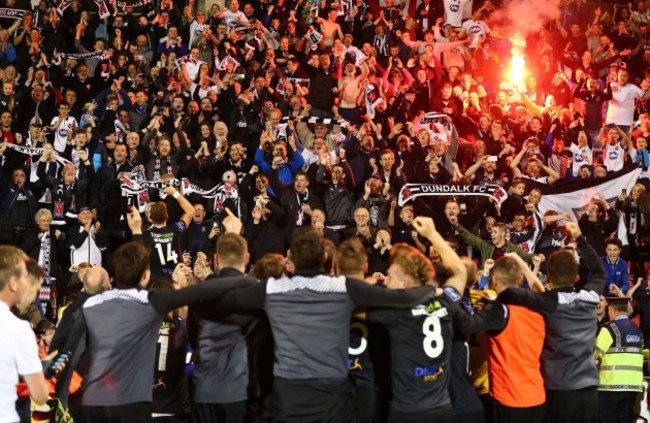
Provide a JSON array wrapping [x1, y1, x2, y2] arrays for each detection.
[[211, 227, 439, 422], [499, 222, 607, 423], [454, 254, 546, 423], [57, 209, 256, 422]]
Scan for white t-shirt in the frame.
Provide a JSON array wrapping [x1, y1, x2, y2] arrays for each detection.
[[50, 116, 78, 153], [461, 19, 490, 48], [603, 141, 625, 172], [444, 0, 471, 27], [185, 59, 206, 81], [569, 143, 592, 176], [189, 20, 207, 47], [0, 301, 43, 423], [605, 83, 645, 126]]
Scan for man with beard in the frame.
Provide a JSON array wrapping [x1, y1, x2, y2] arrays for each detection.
[[464, 155, 503, 186], [198, 97, 219, 124], [355, 173, 392, 229], [433, 199, 493, 257]]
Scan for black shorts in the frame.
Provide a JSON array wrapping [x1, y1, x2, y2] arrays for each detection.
[[388, 405, 454, 423], [545, 387, 597, 423], [270, 377, 357, 423], [354, 385, 377, 423], [81, 402, 152, 423], [490, 400, 545, 423], [191, 401, 246, 423]]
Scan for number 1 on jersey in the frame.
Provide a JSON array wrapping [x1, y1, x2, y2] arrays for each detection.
[[157, 334, 169, 371]]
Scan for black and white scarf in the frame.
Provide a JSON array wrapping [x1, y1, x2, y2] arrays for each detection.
[[38, 232, 51, 316], [373, 34, 388, 56], [296, 189, 309, 225]]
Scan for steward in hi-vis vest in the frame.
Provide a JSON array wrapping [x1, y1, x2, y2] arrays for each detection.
[[595, 296, 644, 423]]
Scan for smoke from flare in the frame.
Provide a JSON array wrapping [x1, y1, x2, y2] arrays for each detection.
[[490, 0, 561, 40]]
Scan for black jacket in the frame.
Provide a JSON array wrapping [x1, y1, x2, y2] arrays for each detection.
[[244, 200, 287, 263]]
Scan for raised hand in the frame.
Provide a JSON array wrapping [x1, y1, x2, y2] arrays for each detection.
[[412, 216, 437, 239], [223, 207, 243, 234]]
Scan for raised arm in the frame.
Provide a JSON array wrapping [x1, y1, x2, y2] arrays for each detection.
[[455, 222, 489, 251], [464, 155, 487, 179], [413, 216, 467, 293], [505, 252, 545, 293], [510, 145, 527, 177], [565, 221, 606, 293], [163, 185, 194, 228], [535, 156, 560, 184]]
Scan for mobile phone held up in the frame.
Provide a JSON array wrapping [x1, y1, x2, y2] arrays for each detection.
[[44, 351, 71, 378]]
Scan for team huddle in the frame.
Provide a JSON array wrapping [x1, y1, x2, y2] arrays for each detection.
[[1, 196, 620, 423]]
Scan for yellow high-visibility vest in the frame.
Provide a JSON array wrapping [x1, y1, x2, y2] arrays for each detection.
[[595, 316, 644, 392]]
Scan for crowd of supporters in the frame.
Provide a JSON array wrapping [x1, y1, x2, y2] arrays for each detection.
[[2, 0, 650, 420]]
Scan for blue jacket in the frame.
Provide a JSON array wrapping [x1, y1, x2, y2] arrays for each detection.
[[0, 44, 16, 64], [255, 148, 305, 187], [601, 256, 629, 295]]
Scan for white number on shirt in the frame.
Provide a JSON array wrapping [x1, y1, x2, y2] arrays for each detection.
[[155, 242, 178, 265], [348, 322, 369, 356], [422, 315, 444, 358], [157, 334, 169, 371]]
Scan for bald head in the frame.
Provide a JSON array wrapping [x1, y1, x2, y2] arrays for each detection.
[[84, 266, 109, 295]]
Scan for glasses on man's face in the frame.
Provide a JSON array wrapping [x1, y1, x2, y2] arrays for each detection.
[[355, 214, 369, 219]]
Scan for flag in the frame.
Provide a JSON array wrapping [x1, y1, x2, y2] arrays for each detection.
[[534, 166, 641, 219], [532, 166, 643, 245]]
